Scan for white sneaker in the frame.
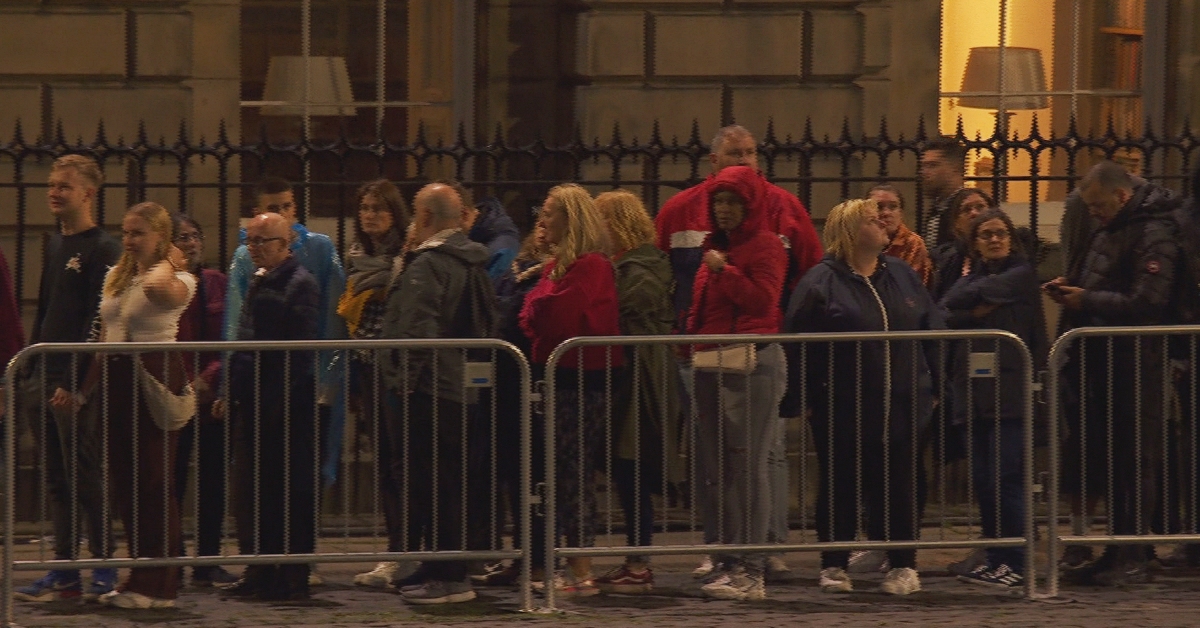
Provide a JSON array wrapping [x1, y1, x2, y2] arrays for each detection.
[[102, 590, 176, 609], [879, 567, 921, 596], [847, 549, 890, 574], [354, 562, 399, 588], [692, 556, 715, 578], [764, 555, 793, 581], [818, 567, 853, 593], [700, 568, 765, 601], [308, 567, 324, 587]]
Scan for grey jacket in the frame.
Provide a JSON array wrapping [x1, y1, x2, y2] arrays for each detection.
[[381, 230, 492, 403]]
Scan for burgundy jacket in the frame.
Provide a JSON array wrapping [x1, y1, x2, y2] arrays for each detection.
[[520, 252, 624, 370], [175, 267, 228, 389]]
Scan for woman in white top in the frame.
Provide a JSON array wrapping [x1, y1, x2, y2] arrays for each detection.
[[83, 202, 196, 608]]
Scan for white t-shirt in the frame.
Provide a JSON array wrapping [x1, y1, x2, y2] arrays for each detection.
[[99, 269, 197, 343]]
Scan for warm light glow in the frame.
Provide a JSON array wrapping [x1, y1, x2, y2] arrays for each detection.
[[940, 0, 1056, 203]]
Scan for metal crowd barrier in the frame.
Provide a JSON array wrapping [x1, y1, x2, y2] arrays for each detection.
[[542, 330, 1038, 609], [2, 338, 534, 623], [1046, 325, 1200, 597]]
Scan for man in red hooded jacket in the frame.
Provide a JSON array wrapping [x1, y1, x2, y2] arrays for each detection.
[[655, 125, 821, 581]]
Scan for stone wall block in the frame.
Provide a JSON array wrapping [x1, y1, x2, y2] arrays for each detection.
[[52, 86, 191, 144], [808, 9, 863, 77], [654, 14, 804, 76], [136, 11, 193, 77], [0, 12, 125, 76], [731, 84, 862, 143], [0, 87, 42, 140], [576, 85, 722, 147], [858, 4, 892, 71], [578, 12, 645, 76]]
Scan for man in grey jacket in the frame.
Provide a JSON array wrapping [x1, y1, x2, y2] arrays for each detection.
[[379, 182, 494, 605]]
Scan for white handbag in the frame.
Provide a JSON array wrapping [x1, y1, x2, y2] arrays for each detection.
[[135, 358, 196, 432], [692, 343, 758, 375]]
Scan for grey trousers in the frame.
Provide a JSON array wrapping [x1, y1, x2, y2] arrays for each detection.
[[693, 343, 787, 571], [767, 414, 790, 545], [19, 377, 113, 562]]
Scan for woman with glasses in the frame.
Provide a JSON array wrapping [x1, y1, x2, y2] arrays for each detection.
[[785, 198, 942, 597], [170, 215, 236, 587], [941, 209, 1043, 590], [335, 179, 412, 589]]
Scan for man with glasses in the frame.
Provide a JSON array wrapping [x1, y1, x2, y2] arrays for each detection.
[[216, 212, 321, 600], [222, 177, 346, 587], [1046, 160, 1182, 586]]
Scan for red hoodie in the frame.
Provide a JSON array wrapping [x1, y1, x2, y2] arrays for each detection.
[[655, 167, 822, 328], [686, 166, 787, 337], [520, 252, 624, 369]]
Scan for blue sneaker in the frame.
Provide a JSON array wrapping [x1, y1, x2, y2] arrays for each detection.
[[84, 568, 118, 601], [14, 570, 81, 602]]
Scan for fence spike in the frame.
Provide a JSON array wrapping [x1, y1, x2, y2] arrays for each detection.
[[914, 115, 928, 142], [801, 116, 814, 144], [217, 119, 229, 147], [764, 117, 777, 145], [53, 119, 66, 146], [649, 119, 662, 147], [93, 119, 108, 149], [11, 118, 24, 146], [492, 121, 505, 146], [688, 119, 702, 149]]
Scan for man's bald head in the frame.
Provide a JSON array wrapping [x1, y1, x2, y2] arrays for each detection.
[[246, 211, 293, 270], [414, 183, 464, 230]]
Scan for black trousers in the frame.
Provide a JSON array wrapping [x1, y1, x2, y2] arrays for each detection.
[[383, 390, 468, 581], [811, 406, 927, 571], [232, 386, 318, 591], [175, 417, 228, 559]]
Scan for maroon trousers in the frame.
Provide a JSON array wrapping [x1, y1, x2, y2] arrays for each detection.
[[99, 354, 183, 600]]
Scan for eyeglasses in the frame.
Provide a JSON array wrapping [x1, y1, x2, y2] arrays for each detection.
[[246, 236, 286, 247], [174, 233, 202, 243], [976, 229, 1011, 241]]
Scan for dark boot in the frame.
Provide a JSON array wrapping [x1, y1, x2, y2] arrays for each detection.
[[222, 565, 274, 597]]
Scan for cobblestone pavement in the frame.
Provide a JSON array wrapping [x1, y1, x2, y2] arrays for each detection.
[[9, 550, 1200, 628]]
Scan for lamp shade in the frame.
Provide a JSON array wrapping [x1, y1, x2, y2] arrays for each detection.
[[260, 56, 356, 116], [959, 47, 1048, 110]]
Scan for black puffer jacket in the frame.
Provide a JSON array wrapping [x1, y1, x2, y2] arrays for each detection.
[[1066, 182, 1180, 329]]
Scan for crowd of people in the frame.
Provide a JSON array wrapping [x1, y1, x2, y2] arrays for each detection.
[[1, 125, 1198, 609]]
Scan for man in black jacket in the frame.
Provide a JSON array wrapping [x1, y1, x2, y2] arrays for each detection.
[[15, 155, 121, 603], [1046, 161, 1182, 585], [217, 212, 321, 601]]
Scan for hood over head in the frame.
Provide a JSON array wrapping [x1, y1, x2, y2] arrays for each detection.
[[707, 165, 769, 241]]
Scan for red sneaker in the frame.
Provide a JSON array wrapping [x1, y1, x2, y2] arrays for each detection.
[[594, 564, 653, 594]]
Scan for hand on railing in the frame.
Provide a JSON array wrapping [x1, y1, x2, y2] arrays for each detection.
[[211, 398, 227, 420]]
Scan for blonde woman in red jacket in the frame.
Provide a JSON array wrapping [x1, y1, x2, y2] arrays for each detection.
[[686, 166, 788, 601], [520, 183, 624, 597]]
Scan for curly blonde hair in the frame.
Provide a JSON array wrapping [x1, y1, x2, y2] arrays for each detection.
[[594, 189, 654, 255], [104, 202, 174, 296], [823, 198, 879, 260], [546, 183, 610, 280]]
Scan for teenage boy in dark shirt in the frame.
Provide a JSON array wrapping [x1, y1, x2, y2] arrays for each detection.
[[14, 155, 122, 603]]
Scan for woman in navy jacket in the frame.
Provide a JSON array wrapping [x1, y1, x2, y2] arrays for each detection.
[[785, 198, 943, 597], [941, 209, 1044, 590]]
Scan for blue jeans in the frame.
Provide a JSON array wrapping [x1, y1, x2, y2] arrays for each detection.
[[969, 418, 1026, 573]]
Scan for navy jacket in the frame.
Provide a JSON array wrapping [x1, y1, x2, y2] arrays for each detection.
[[784, 254, 944, 439], [941, 254, 1044, 424]]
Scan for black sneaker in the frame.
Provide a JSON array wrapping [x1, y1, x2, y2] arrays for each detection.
[[1058, 545, 1095, 570], [194, 566, 238, 587], [959, 564, 1024, 590], [1091, 561, 1152, 586]]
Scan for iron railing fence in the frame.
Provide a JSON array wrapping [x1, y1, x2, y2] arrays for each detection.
[[542, 330, 1039, 607], [1046, 325, 1200, 597], [2, 117, 1198, 304]]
